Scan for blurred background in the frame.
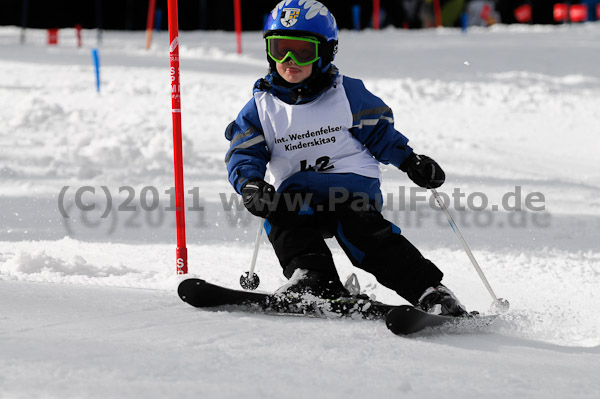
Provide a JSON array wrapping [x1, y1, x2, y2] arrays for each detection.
[[1, 0, 600, 32]]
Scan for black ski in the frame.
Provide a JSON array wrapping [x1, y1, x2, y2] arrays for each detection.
[[178, 278, 497, 335], [385, 305, 496, 335], [178, 278, 394, 319]]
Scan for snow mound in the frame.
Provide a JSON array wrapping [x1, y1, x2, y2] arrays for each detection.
[[1, 250, 136, 279]]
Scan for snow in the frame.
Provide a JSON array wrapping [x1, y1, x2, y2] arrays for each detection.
[[1, 24, 600, 398]]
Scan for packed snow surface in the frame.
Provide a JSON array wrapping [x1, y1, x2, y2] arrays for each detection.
[[1, 24, 599, 398]]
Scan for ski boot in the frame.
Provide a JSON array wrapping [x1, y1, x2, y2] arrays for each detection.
[[276, 269, 350, 300], [417, 285, 468, 317]]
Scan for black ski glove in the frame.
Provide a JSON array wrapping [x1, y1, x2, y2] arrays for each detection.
[[241, 179, 276, 218], [400, 153, 445, 189]]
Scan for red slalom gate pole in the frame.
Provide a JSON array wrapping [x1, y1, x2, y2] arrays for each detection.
[[373, 0, 380, 30], [75, 24, 82, 47], [234, 0, 242, 54], [168, 0, 188, 275], [433, 0, 442, 27], [146, 0, 156, 49]]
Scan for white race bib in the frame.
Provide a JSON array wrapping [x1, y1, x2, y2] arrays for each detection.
[[254, 75, 381, 188]]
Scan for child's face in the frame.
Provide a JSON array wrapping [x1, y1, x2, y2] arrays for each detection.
[[276, 60, 312, 84]]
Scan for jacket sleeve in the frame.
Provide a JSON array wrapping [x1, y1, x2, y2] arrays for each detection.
[[224, 97, 270, 194], [342, 76, 413, 168]]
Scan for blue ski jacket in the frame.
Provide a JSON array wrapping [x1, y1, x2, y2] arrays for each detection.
[[224, 67, 414, 204]]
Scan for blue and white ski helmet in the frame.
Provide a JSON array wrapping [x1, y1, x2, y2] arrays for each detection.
[[264, 0, 338, 71]]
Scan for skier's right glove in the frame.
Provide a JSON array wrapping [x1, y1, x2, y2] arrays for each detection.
[[400, 153, 445, 189], [241, 179, 276, 218]]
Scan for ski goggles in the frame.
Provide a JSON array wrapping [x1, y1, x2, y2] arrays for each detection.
[[266, 35, 320, 66]]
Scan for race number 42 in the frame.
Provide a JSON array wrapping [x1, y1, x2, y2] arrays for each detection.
[[300, 156, 334, 172]]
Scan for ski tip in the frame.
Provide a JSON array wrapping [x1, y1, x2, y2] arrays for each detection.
[[177, 278, 205, 302], [385, 305, 416, 335], [386, 305, 499, 336]]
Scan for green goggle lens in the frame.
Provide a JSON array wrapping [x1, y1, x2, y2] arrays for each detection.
[[267, 35, 320, 66]]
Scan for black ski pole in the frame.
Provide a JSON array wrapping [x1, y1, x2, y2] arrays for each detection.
[[431, 188, 509, 313], [240, 221, 262, 290]]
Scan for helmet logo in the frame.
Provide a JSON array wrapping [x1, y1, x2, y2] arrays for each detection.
[[280, 8, 301, 27]]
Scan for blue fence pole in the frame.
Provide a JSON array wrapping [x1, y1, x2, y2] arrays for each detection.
[[91, 48, 101, 93], [461, 11, 468, 33], [352, 5, 361, 31], [155, 9, 163, 31]]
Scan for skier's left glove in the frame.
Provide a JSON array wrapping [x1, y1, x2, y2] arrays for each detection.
[[241, 179, 276, 218], [400, 153, 445, 189]]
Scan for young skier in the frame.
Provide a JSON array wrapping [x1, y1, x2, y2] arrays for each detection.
[[225, 0, 467, 316]]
